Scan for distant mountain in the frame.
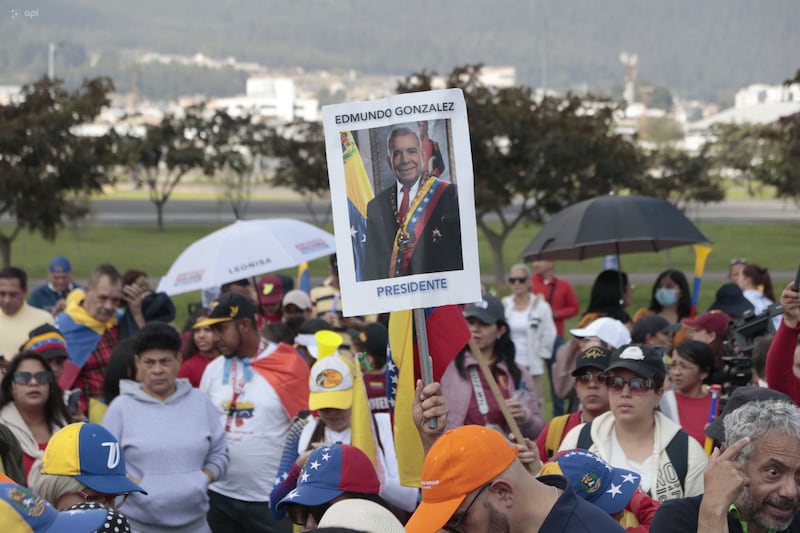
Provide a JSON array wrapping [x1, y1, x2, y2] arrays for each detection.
[[1, 0, 796, 103]]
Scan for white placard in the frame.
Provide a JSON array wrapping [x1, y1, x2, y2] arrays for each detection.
[[323, 89, 481, 316]]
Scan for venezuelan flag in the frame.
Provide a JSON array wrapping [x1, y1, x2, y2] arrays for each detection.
[[351, 361, 378, 466], [387, 305, 471, 486], [342, 131, 373, 282], [296, 262, 310, 294]]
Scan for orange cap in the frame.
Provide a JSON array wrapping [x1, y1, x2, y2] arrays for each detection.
[[405, 425, 519, 533]]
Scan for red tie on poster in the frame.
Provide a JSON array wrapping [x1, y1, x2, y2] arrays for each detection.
[[398, 185, 410, 221]]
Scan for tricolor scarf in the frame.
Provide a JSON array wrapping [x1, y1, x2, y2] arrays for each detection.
[[55, 302, 118, 390], [390, 177, 450, 277]]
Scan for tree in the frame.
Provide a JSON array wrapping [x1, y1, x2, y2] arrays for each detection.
[[756, 70, 800, 202], [0, 76, 115, 267], [707, 123, 778, 197], [118, 105, 208, 232], [201, 111, 271, 218], [268, 120, 331, 225], [637, 145, 725, 208], [398, 65, 647, 283]]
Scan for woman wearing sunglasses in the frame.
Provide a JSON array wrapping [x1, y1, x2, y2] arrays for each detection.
[[559, 344, 708, 503], [0, 351, 69, 486], [501, 264, 556, 411]]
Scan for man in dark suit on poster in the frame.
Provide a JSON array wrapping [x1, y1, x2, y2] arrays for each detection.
[[363, 126, 463, 281]]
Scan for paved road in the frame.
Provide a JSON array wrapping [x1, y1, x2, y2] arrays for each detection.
[[44, 197, 800, 225]]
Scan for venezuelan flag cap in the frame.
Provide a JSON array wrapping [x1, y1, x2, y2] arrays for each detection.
[[0, 482, 107, 533], [541, 448, 639, 514], [40, 422, 146, 495]]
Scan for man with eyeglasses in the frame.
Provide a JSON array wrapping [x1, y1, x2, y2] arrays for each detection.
[[0, 266, 53, 363], [405, 425, 624, 533], [536, 346, 612, 460], [56, 263, 142, 416]]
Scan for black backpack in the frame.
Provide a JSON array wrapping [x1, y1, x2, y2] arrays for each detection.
[[575, 421, 689, 493]]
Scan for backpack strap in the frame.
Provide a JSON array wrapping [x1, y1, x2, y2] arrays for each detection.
[[544, 414, 571, 459], [665, 430, 689, 494], [576, 421, 594, 450]]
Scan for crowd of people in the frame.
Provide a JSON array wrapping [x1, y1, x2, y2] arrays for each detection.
[[0, 254, 798, 533]]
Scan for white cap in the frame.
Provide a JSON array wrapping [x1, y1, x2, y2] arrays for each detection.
[[570, 317, 631, 349], [318, 499, 405, 533]]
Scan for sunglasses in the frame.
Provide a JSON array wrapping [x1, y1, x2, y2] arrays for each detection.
[[730, 258, 747, 265], [12, 371, 53, 385], [507, 277, 528, 284], [602, 375, 654, 394], [442, 483, 491, 533], [574, 372, 604, 384]]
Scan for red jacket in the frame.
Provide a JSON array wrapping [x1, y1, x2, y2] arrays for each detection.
[[531, 274, 580, 336], [765, 319, 800, 402]]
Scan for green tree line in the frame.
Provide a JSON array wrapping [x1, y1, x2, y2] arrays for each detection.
[[1, 67, 798, 279]]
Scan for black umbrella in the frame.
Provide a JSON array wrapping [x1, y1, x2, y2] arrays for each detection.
[[521, 195, 711, 262]]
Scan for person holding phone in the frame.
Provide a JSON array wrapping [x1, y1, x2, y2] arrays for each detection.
[[765, 281, 800, 403]]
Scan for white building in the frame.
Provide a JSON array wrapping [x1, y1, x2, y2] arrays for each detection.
[[212, 77, 319, 122], [685, 82, 800, 150]]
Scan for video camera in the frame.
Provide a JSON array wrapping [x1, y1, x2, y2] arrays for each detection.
[[717, 303, 783, 396]]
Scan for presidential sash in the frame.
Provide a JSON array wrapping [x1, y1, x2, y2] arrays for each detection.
[[389, 177, 450, 277]]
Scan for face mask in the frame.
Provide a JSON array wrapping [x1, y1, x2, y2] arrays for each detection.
[[655, 288, 678, 307]]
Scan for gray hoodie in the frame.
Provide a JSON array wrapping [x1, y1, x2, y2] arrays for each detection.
[[103, 378, 228, 531]]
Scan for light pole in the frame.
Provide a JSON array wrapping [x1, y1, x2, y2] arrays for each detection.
[[48, 42, 62, 80]]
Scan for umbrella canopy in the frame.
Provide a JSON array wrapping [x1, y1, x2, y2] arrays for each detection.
[[521, 195, 710, 262], [156, 218, 336, 296]]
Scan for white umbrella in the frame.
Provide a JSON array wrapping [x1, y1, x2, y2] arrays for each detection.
[[156, 218, 336, 296]]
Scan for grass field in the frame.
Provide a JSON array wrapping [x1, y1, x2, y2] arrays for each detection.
[[4, 220, 798, 328]]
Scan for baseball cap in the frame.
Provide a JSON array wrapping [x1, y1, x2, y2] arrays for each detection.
[[705, 386, 792, 442], [48, 256, 71, 274], [194, 292, 257, 329], [540, 449, 640, 514], [40, 423, 146, 496], [405, 425, 519, 533], [463, 294, 505, 324], [275, 443, 380, 513], [605, 344, 667, 380], [631, 315, 681, 343], [0, 482, 108, 533], [282, 290, 312, 311], [308, 354, 354, 410], [21, 325, 69, 361], [683, 310, 731, 336], [318, 498, 405, 533], [572, 346, 612, 376], [570, 317, 631, 349], [257, 275, 283, 306], [708, 283, 754, 318]]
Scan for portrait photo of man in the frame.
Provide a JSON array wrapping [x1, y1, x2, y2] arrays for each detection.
[[362, 125, 463, 281]]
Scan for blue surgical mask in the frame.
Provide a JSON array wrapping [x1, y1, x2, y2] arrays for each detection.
[[655, 288, 678, 307]]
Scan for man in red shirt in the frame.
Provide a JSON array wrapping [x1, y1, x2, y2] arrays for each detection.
[[531, 260, 580, 416]]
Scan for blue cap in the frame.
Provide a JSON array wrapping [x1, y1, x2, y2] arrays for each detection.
[[0, 482, 108, 532], [48, 256, 71, 274], [541, 449, 640, 514], [40, 423, 146, 496], [275, 443, 379, 512]]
